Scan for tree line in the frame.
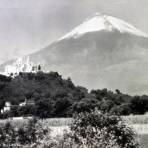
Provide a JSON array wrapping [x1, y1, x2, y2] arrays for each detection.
[[0, 71, 148, 118]]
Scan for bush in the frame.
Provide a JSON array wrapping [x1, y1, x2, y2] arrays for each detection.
[[0, 122, 16, 147], [68, 110, 139, 148], [0, 118, 51, 147]]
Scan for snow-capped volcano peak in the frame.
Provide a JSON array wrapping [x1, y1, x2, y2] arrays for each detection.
[[59, 14, 148, 40]]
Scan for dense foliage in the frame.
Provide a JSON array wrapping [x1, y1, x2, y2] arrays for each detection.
[[66, 110, 139, 148], [0, 118, 51, 147], [0, 112, 139, 148], [48, 111, 139, 148], [0, 72, 148, 118]]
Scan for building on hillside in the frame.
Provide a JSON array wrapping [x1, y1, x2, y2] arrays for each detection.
[[4, 57, 41, 77], [1, 102, 11, 114], [0, 99, 35, 114], [19, 99, 35, 107]]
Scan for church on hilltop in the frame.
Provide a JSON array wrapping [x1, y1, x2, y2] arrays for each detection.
[[4, 57, 41, 77]]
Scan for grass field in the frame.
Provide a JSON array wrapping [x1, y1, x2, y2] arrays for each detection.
[[122, 114, 148, 124], [138, 134, 148, 148]]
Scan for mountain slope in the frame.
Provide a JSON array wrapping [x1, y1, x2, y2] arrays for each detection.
[[1, 14, 148, 95]]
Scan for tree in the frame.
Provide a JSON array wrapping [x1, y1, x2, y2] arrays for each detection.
[[110, 104, 131, 115], [100, 99, 115, 113], [35, 98, 54, 118], [38, 65, 41, 71], [53, 97, 72, 117], [115, 89, 121, 94], [130, 96, 148, 114], [19, 105, 36, 117], [10, 106, 19, 117], [0, 99, 5, 111], [72, 97, 99, 113]]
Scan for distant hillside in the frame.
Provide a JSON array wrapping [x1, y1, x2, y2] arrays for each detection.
[[0, 71, 87, 104], [0, 71, 148, 118]]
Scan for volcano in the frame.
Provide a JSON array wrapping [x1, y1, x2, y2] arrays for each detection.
[[1, 14, 148, 95]]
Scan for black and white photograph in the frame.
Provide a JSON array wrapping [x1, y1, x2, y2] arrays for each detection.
[[0, 0, 147, 147]]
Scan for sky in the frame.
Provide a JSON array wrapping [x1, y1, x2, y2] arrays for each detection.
[[0, 0, 148, 64]]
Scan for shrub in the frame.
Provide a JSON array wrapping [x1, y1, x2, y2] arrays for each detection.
[[68, 110, 139, 148], [0, 122, 16, 147], [0, 118, 51, 148]]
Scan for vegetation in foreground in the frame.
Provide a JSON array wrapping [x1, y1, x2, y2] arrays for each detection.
[[0, 111, 139, 148]]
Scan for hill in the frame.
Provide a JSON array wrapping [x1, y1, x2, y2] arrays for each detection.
[[0, 71, 148, 118]]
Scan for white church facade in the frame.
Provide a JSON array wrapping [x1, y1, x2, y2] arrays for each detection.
[[4, 57, 41, 77]]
